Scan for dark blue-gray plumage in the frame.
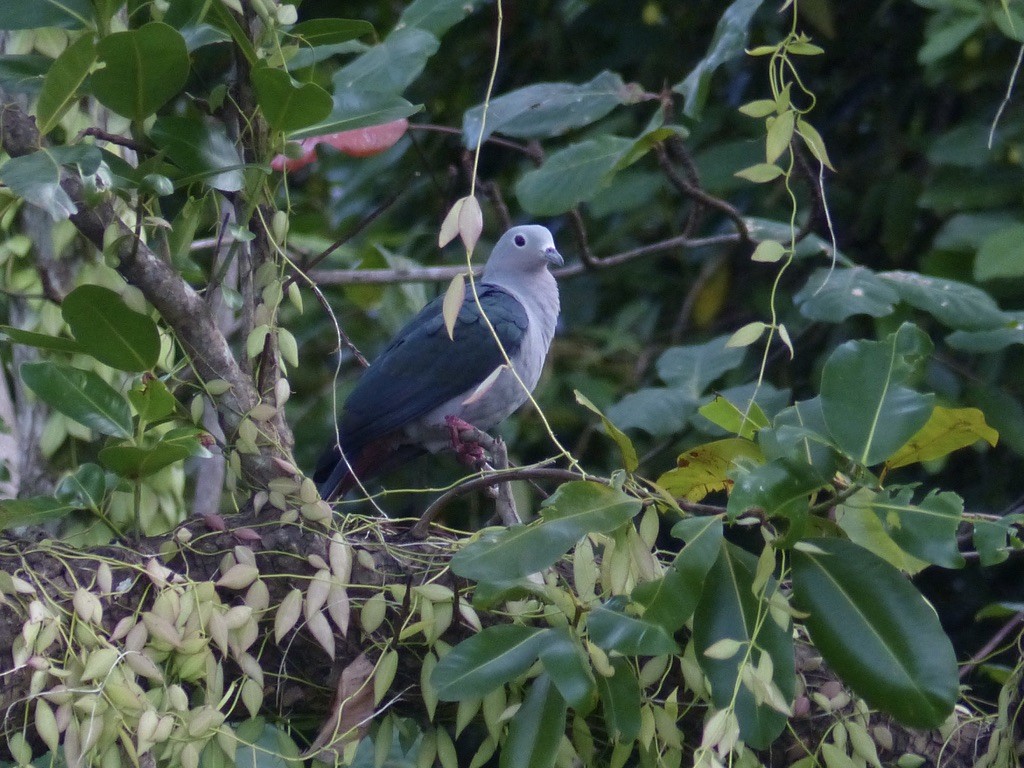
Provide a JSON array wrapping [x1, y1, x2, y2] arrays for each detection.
[[315, 225, 562, 499]]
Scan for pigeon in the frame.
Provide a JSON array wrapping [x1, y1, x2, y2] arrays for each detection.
[[314, 225, 562, 499]]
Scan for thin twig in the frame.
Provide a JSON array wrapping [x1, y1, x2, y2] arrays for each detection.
[[410, 467, 587, 538], [959, 611, 1024, 680], [76, 127, 146, 153], [408, 123, 540, 160], [309, 233, 741, 285], [283, 191, 402, 290]]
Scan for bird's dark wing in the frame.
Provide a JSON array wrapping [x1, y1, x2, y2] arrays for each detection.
[[318, 284, 528, 484]]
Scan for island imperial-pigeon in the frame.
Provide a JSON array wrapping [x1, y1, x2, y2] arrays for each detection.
[[314, 225, 563, 500]]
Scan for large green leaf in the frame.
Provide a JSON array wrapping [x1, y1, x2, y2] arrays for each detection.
[[538, 628, 596, 712], [0, 326, 82, 354], [656, 335, 747, 394], [877, 270, 1007, 330], [21, 361, 132, 438], [820, 323, 935, 466], [791, 538, 958, 728], [0, 0, 93, 29], [430, 625, 549, 701], [516, 136, 634, 215], [633, 517, 723, 632], [758, 398, 842, 486], [252, 68, 332, 133], [974, 223, 1024, 281], [99, 427, 209, 479], [857, 487, 965, 569], [673, 0, 766, 117], [0, 497, 77, 531], [289, 90, 420, 141], [62, 285, 160, 372], [91, 23, 189, 121], [0, 145, 102, 220], [587, 597, 679, 656], [947, 319, 1024, 352], [149, 115, 244, 192], [55, 463, 111, 512], [499, 674, 567, 768], [451, 481, 640, 582], [463, 71, 639, 147], [0, 54, 50, 95], [36, 34, 97, 135], [794, 266, 899, 322], [605, 387, 696, 437], [332, 27, 438, 93], [399, 0, 487, 36], [288, 18, 375, 46], [595, 657, 641, 743], [693, 543, 793, 749]]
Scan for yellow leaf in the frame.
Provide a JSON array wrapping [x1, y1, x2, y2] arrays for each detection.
[[885, 405, 998, 470], [656, 438, 763, 501]]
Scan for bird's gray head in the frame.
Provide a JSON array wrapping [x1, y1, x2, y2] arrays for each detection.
[[483, 225, 563, 280]]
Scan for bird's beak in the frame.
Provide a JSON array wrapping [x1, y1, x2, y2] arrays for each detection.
[[544, 247, 564, 268]]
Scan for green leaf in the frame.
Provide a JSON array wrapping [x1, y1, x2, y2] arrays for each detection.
[[918, 13, 984, 65], [698, 395, 769, 439], [91, 23, 189, 121], [499, 674, 567, 768], [595, 657, 641, 743], [633, 517, 723, 632], [886, 405, 998, 469], [791, 537, 958, 728], [288, 18, 375, 46], [21, 361, 131, 438], [855, 487, 966, 569], [836, 489, 930, 575], [877, 270, 1008, 330], [765, 110, 795, 163], [975, 223, 1024, 281], [451, 481, 640, 582], [149, 115, 245, 192], [759, 397, 841, 486], [0, 0, 93, 29], [0, 497, 77, 531], [734, 162, 783, 183], [128, 378, 177, 423], [333, 27, 439, 93], [431, 625, 549, 701], [464, 71, 639, 146], [538, 628, 596, 712], [0, 326, 82, 354], [399, 0, 487, 36], [0, 145, 102, 220], [516, 136, 634, 215], [657, 334, 747, 393], [252, 68, 332, 133], [98, 444, 181, 479], [973, 514, 1023, 567], [693, 543, 794, 749], [606, 387, 696, 437], [55, 463, 110, 512], [947, 321, 1024, 353], [795, 267, 899, 322], [0, 54, 50, 95], [290, 89, 420, 141], [575, 390, 638, 471], [656, 438, 762, 502], [726, 455, 827, 524], [673, 0, 766, 117], [587, 597, 679, 656], [62, 285, 160, 372], [820, 323, 935, 466], [36, 34, 97, 135]]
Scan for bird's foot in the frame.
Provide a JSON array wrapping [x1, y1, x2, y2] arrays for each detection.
[[445, 415, 490, 469]]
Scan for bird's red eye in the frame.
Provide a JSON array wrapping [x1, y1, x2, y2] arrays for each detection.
[[514, 234, 526, 247]]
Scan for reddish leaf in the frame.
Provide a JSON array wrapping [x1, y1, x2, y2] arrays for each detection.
[[271, 119, 409, 171]]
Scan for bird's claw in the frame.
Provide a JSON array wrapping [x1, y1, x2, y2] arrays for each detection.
[[445, 415, 488, 469]]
